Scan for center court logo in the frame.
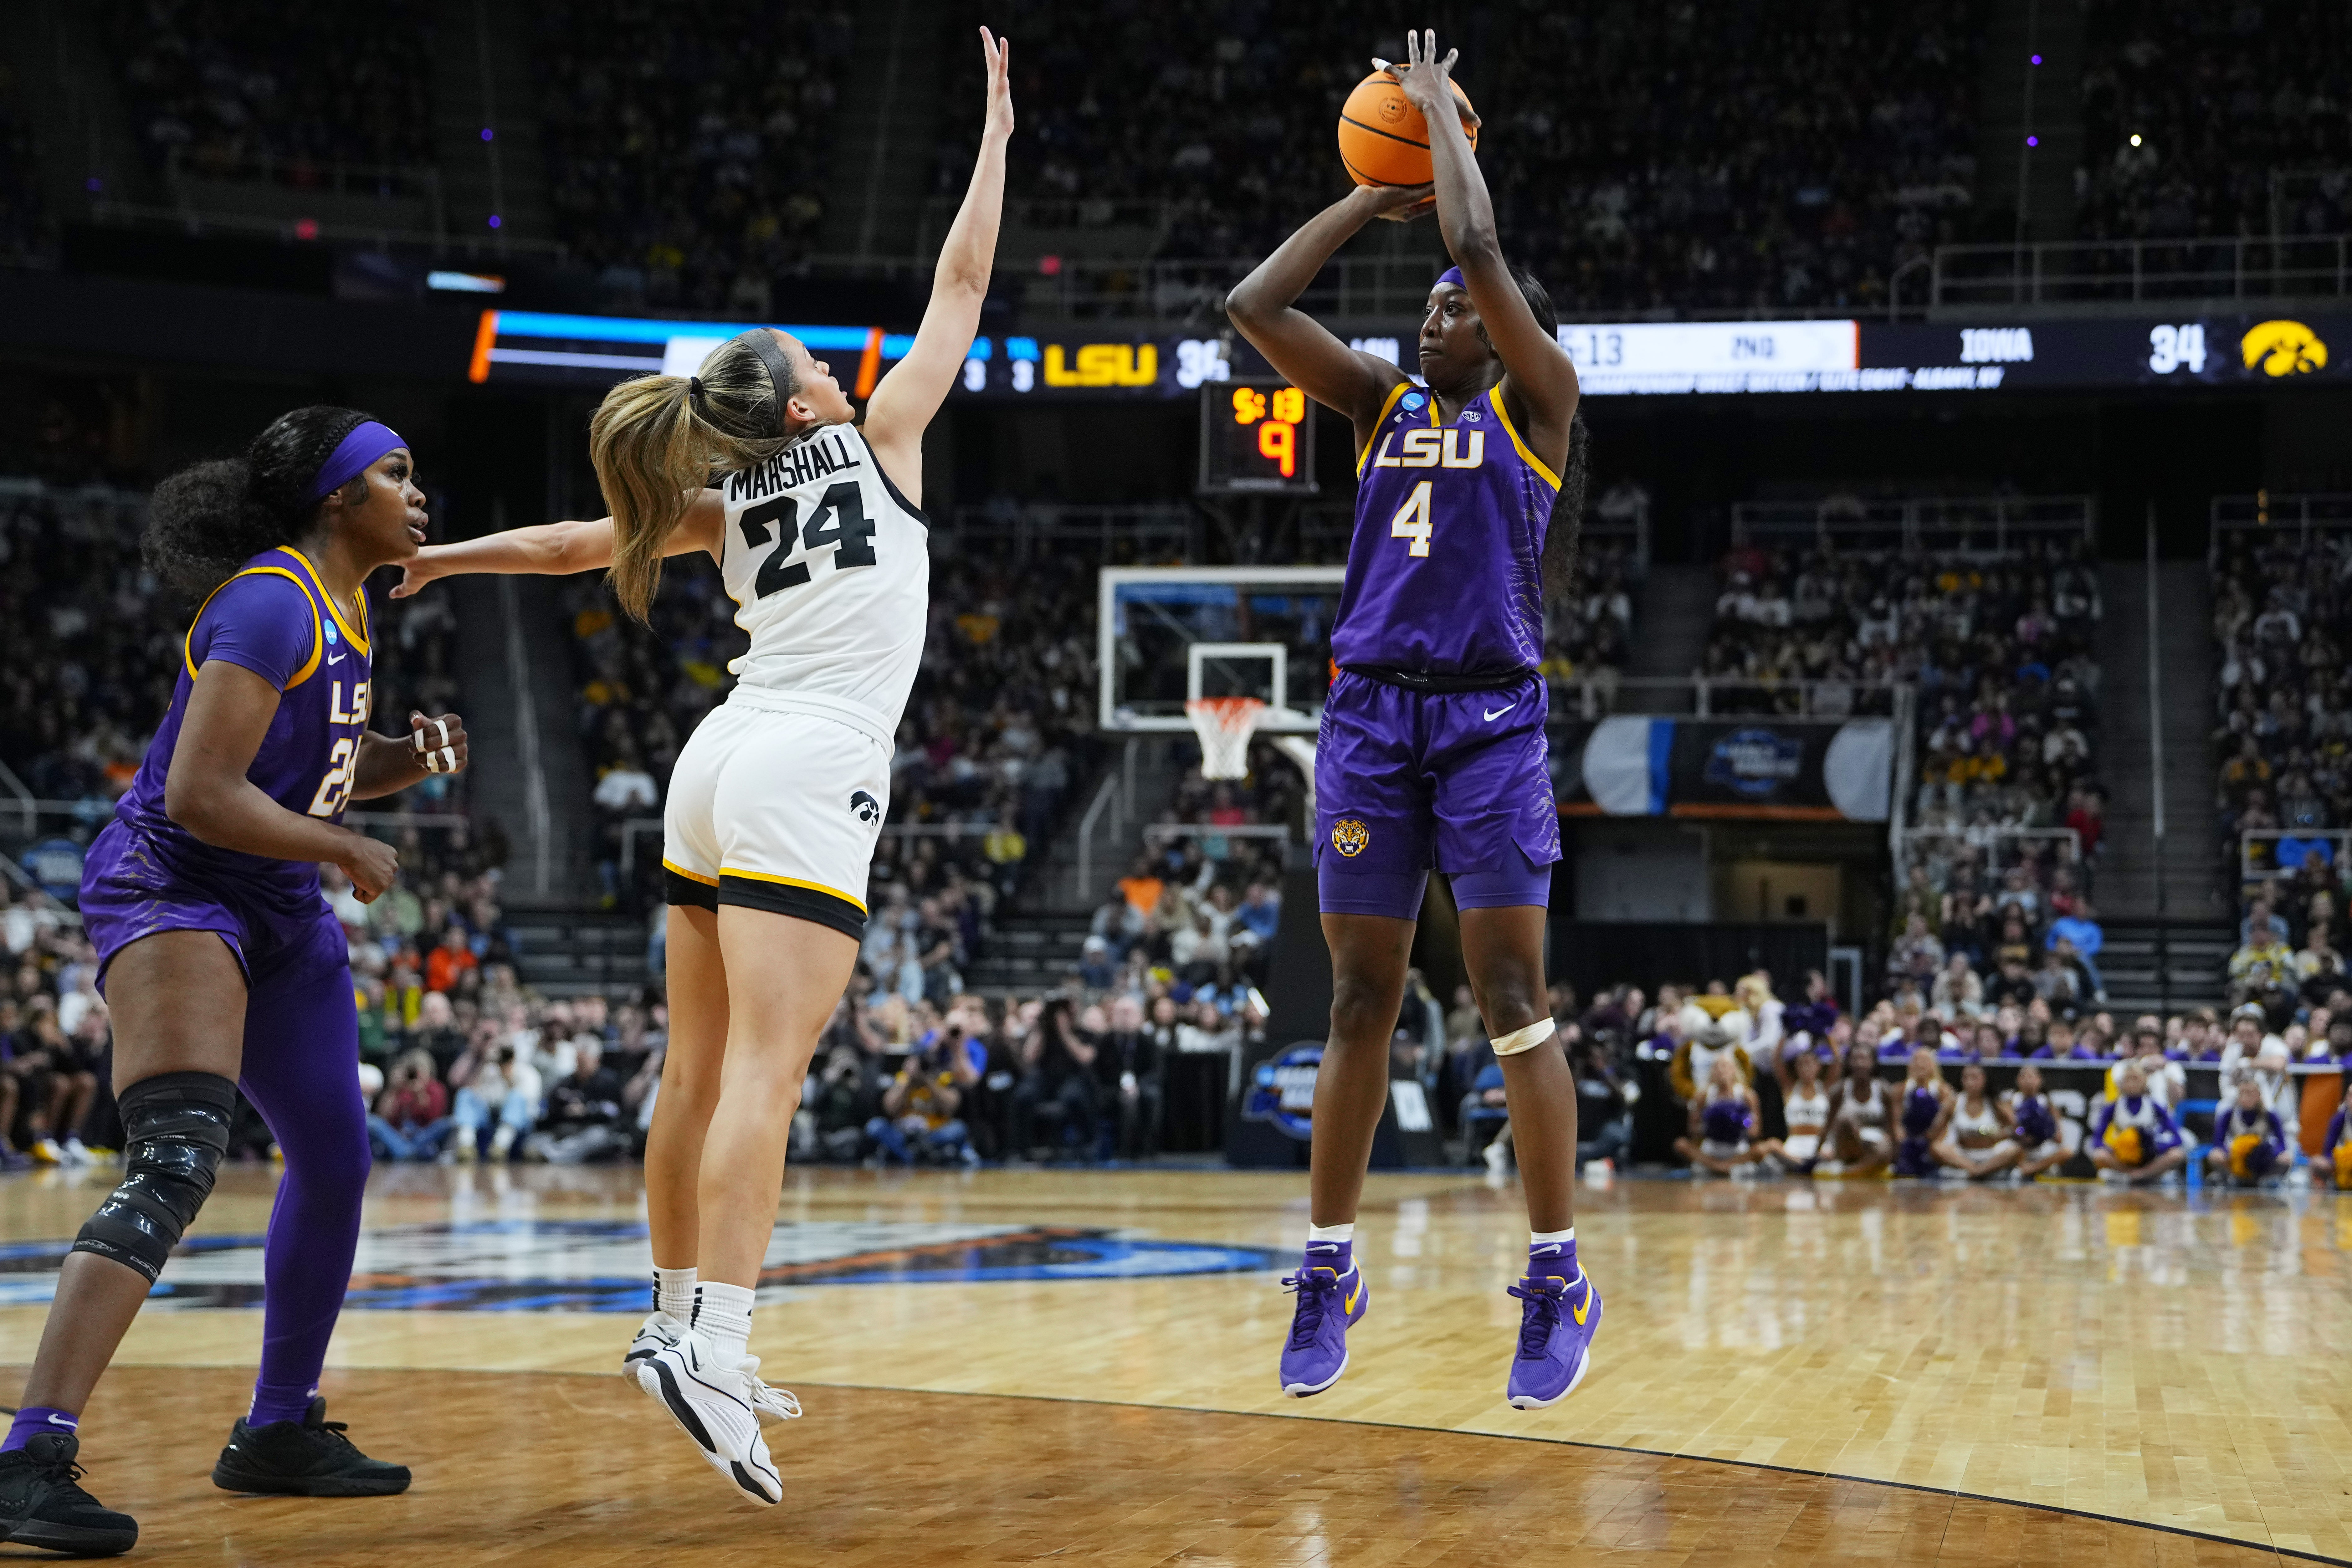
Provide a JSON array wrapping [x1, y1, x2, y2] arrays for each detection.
[[1331, 818, 1371, 857], [0, 1221, 1283, 1312]]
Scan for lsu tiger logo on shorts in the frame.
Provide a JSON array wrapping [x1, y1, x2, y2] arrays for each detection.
[[1331, 818, 1371, 858]]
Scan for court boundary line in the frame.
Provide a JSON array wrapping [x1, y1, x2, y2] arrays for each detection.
[[6, 1370, 2337, 1563], [759, 1378, 2346, 1566]]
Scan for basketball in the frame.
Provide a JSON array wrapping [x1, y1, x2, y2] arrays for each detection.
[[1337, 70, 1478, 188]]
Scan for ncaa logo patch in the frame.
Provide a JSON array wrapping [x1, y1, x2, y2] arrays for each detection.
[[323, 620, 339, 644], [849, 790, 881, 823], [1331, 818, 1371, 858], [1400, 392, 1426, 412]]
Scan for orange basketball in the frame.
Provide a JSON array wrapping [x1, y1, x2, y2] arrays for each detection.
[[1337, 71, 1477, 188]]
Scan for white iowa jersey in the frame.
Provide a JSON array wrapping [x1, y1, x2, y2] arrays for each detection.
[[716, 421, 929, 740]]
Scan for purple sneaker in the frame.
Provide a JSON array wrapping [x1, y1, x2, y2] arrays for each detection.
[[1277, 1262, 1367, 1397], [1505, 1268, 1600, 1409]]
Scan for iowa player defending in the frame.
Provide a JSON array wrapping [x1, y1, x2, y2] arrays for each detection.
[[0, 410, 463, 1554], [1227, 30, 1594, 1409], [394, 29, 1012, 1503]]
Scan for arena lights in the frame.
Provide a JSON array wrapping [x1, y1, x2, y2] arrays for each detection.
[[469, 309, 935, 393]]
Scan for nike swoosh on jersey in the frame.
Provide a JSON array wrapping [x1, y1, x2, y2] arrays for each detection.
[[1483, 704, 1514, 721], [327, 652, 347, 665]]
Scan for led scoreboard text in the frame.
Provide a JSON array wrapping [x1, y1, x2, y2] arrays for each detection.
[[1200, 380, 1316, 495], [1231, 385, 1306, 478]]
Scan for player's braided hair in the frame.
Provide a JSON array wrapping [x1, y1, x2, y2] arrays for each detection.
[[594, 333, 798, 622], [144, 406, 377, 599]]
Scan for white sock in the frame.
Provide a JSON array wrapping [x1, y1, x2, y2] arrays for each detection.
[[693, 1281, 756, 1367], [1530, 1227, 1576, 1247], [655, 1265, 697, 1323], [1305, 1222, 1355, 1245]]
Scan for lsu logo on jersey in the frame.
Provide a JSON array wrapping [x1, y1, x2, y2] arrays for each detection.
[[2240, 319, 2327, 377], [1330, 818, 1371, 858], [1368, 428, 1486, 470]]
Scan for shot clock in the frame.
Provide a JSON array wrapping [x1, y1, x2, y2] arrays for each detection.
[[1199, 380, 1318, 494]]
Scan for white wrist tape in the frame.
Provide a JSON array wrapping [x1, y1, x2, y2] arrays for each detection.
[[413, 717, 457, 774], [1491, 1018, 1557, 1058]]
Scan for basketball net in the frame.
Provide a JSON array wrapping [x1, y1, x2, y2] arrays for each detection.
[[1185, 696, 1264, 780]]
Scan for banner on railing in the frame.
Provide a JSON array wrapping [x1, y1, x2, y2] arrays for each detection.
[[1555, 717, 1893, 821]]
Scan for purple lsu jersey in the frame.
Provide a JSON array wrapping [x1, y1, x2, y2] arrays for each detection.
[[102, 546, 374, 910], [1330, 382, 1560, 674]]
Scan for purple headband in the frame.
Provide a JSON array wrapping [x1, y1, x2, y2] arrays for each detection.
[[1437, 265, 1467, 289], [307, 420, 407, 501]]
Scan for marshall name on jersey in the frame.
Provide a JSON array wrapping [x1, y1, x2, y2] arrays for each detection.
[[717, 421, 930, 741]]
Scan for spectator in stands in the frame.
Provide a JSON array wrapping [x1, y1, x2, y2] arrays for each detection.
[[367, 1050, 451, 1162], [2047, 902, 2106, 999], [527, 1042, 631, 1164], [2229, 920, 2298, 1020], [449, 1032, 540, 1163], [865, 1033, 977, 1166], [1931, 952, 1984, 1019], [1570, 1035, 1633, 1175], [1009, 998, 1098, 1161], [1092, 996, 1163, 1159]]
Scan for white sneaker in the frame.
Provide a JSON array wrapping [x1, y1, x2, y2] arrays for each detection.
[[634, 1334, 783, 1506], [1482, 1139, 1508, 1174], [628, 1314, 803, 1426], [59, 1138, 91, 1167]]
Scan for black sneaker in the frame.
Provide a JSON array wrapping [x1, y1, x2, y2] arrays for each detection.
[[0, 1431, 139, 1555], [210, 1398, 411, 1497]]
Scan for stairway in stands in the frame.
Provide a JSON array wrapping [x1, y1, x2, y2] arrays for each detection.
[[2093, 917, 2234, 1017], [505, 900, 654, 1000], [963, 910, 1096, 996]]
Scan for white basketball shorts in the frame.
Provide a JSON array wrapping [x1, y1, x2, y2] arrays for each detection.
[[660, 694, 889, 939]]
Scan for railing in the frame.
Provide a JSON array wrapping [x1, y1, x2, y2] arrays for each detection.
[[1729, 494, 2094, 552], [1894, 825, 2085, 884], [2209, 493, 2352, 559], [1141, 821, 1289, 863], [2240, 829, 2352, 884], [947, 502, 1199, 562], [84, 198, 568, 260], [1554, 675, 1907, 720], [1930, 233, 2352, 310], [165, 145, 444, 214]]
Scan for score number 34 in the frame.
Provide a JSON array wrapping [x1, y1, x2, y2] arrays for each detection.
[[2148, 323, 2207, 375]]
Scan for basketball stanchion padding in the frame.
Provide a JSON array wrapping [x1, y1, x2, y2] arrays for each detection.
[[1186, 696, 1265, 780]]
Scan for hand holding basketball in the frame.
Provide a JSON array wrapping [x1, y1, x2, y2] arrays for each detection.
[[1355, 181, 1436, 223], [1338, 31, 1478, 191]]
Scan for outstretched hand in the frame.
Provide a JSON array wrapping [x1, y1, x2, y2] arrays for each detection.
[[980, 26, 1013, 142], [1357, 181, 1436, 223], [1375, 29, 1480, 132], [389, 547, 443, 599]]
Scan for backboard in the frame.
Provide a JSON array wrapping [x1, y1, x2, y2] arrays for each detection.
[[1099, 566, 1346, 734]]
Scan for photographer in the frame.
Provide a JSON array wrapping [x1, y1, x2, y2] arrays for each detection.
[[1009, 997, 1099, 1161], [448, 1024, 541, 1163], [366, 1048, 452, 1162], [1092, 995, 1164, 1159], [865, 1027, 978, 1165], [526, 1041, 630, 1164]]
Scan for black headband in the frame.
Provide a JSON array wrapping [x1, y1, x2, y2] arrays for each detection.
[[686, 330, 796, 437]]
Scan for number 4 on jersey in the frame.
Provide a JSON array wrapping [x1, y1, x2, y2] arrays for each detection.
[[738, 480, 879, 600], [1389, 480, 1434, 558]]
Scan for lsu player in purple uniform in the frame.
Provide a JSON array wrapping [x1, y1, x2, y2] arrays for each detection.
[[1227, 31, 1594, 1409], [0, 410, 467, 1555]]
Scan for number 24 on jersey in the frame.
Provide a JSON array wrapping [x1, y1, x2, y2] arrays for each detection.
[[739, 480, 879, 599]]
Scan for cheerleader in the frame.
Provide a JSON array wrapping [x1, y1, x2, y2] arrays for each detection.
[[1892, 1047, 1953, 1177], [2008, 1063, 2071, 1180], [1819, 1038, 1893, 1177], [2088, 1062, 2188, 1184], [1932, 1061, 2020, 1179], [2322, 1077, 2352, 1190], [1673, 1053, 1764, 1176], [2205, 1078, 2290, 1187], [1759, 1046, 1831, 1175]]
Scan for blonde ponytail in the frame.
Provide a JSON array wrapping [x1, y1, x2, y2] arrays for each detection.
[[588, 332, 798, 621]]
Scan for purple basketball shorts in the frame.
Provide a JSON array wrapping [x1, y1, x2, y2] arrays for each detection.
[[1313, 670, 1560, 921]]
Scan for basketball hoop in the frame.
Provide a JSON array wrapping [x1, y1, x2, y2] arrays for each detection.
[[1185, 696, 1264, 780]]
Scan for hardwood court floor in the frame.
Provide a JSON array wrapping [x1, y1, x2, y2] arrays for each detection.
[[1, 1163, 2348, 1563]]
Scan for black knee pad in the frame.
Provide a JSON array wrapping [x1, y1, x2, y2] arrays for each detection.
[[71, 1071, 236, 1283]]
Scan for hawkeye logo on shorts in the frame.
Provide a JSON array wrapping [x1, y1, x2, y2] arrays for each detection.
[[1331, 818, 1371, 858], [849, 790, 881, 824]]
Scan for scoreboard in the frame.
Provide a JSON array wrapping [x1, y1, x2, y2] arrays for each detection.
[[1198, 381, 1317, 495]]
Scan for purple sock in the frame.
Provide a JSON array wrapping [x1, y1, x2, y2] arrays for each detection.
[[1303, 1239, 1354, 1275], [3, 1407, 77, 1452], [236, 948, 372, 1432], [1528, 1238, 1579, 1280]]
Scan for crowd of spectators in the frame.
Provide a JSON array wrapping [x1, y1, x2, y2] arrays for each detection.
[[2078, 0, 2352, 242], [104, 0, 439, 177], [931, 0, 1981, 316], [535, 0, 856, 313], [2212, 524, 2352, 1029]]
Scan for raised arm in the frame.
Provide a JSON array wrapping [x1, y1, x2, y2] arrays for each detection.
[[1226, 184, 1429, 443], [863, 27, 1012, 505], [390, 493, 722, 597], [1390, 31, 1578, 458]]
